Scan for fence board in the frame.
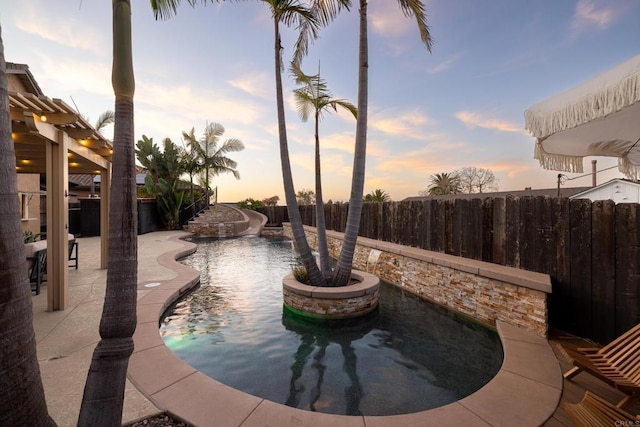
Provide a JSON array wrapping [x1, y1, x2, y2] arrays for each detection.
[[452, 199, 464, 256], [519, 197, 537, 271], [591, 200, 616, 344], [504, 197, 520, 268], [492, 198, 506, 265], [548, 198, 571, 333], [481, 198, 494, 263], [569, 199, 592, 337], [465, 199, 482, 260], [615, 203, 640, 336], [432, 200, 445, 252]]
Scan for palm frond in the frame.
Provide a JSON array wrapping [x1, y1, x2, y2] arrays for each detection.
[[397, 0, 433, 51], [94, 110, 115, 132], [150, 0, 216, 20]]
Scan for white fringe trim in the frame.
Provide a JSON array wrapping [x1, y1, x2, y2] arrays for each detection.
[[534, 142, 584, 173], [619, 156, 640, 181], [525, 61, 640, 138]]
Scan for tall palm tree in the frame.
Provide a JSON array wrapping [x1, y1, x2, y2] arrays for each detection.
[[0, 25, 55, 427], [181, 122, 244, 203], [291, 61, 357, 277], [331, 0, 432, 286], [78, 1, 138, 424]]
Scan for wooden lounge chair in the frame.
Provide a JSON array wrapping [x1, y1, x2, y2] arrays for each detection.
[[561, 391, 638, 427], [563, 323, 640, 408]]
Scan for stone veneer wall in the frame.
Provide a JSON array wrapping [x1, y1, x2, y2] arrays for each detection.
[[187, 222, 241, 237], [282, 224, 551, 337]]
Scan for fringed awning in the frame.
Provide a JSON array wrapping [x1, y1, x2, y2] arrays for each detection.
[[534, 142, 584, 173], [524, 54, 640, 180]]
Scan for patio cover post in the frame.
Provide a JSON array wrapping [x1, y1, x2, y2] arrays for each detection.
[[46, 129, 69, 311]]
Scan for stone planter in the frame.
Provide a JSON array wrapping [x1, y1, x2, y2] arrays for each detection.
[[282, 270, 380, 320]]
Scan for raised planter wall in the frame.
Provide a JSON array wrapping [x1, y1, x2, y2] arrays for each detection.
[[282, 270, 380, 319], [283, 223, 551, 337]]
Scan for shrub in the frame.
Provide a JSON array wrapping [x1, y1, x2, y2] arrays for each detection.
[[237, 198, 264, 211]]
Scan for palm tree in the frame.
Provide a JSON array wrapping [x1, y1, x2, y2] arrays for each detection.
[[181, 123, 244, 203], [0, 25, 55, 426], [426, 172, 460, 195], [364, 189, 391, 203], [78, 1, 139, 424], [331, 0, 432, 286], [291, 61, 357, 277]]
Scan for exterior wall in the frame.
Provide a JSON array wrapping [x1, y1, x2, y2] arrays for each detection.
[[17, 174, 41, 236], [571, 179, 640, 204], [283, 224, 551, 337]]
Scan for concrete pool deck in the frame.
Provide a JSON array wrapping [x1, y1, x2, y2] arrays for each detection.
[[32, 230, 588, 426]]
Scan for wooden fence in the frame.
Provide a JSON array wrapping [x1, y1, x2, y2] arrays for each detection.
[[262, 198, 639, 344]]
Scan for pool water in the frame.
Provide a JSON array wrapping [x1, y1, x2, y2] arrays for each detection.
[[160, 236, 503, 416]]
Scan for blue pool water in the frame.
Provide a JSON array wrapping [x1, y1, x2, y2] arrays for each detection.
[[160, 236, 503, 416]]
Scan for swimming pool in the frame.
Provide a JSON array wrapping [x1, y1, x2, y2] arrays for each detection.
[[160, 236, 503, 416]]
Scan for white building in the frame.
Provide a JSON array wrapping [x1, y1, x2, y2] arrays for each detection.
[[570, 179, 640, 204]]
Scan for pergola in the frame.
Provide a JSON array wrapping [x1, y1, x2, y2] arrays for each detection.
[[8, 63, 112, 311]]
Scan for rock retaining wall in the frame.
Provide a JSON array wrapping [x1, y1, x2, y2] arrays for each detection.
[[283, 224, 551, 337]]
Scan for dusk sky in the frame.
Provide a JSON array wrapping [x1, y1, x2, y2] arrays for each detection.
[[2, 0, 639, 202]]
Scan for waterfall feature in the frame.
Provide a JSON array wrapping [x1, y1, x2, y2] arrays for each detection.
[[366, 249, 382, 273]]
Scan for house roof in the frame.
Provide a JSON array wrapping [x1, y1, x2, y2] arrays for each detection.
[[402, 186, 591, 202]]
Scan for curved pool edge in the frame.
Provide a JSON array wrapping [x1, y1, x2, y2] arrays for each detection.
[[128, 233, 563, 427]]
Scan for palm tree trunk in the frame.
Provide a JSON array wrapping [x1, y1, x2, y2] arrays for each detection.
[[273, 18, 324, 287], [314, 111, 332, 276], [0, 25, 55, 427], [78, 1, 137, 425], [332, 0, 369, 286]]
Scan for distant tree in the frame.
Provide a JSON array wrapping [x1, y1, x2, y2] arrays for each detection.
[[262, 195, 280, 206], [237, 198, 264, 211], [364, 189, 391, 203], [296, 189, 315, 206], [421, 172, 460, 196], [457, 167, 499, 193]]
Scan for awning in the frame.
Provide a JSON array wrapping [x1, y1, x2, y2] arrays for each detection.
[[524, 54, 640, 180]]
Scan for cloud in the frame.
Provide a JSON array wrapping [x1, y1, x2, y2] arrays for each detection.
[[33, 53, 112, 98], [370, 109, 434, 139], [228, 72, 274, 100], [14, 4, 106, 55], [571, 0, 613, 31], [568, 0, 631, 38], [369, 3, 412, 39], [428, 54, 462, 74], [455, 111, 522, 133], [368, 2, 430, 55]]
